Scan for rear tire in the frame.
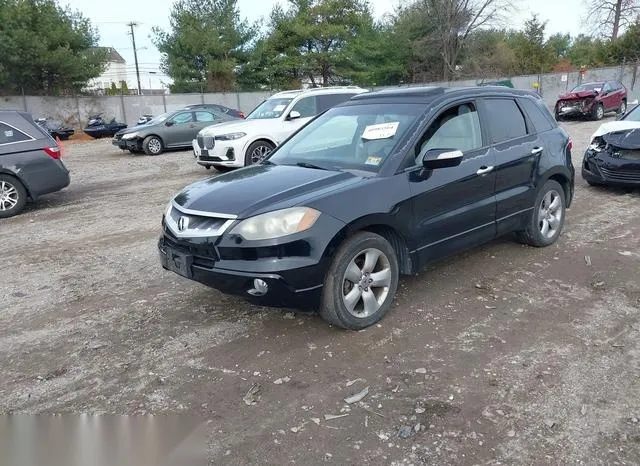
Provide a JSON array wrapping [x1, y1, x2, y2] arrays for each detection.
[[0, 174, 28, 219], [516, 180, 566, 247], [142, 136, 164, 155], [320, 232, 399, 330], [619, 99, 627, 115]]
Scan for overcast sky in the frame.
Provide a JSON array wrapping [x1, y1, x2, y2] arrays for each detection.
[[64, 0, 585, 88]]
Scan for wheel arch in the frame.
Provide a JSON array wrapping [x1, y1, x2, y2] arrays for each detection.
[[0, 168, 33, 199], [539, 169, 573, 208], [323, 215, 414, 276]]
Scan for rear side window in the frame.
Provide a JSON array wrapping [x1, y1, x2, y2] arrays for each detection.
[[485, 99, 527, 143], [317, 93, 358, 113], [519, 98, 554, 133], [0, 122, 31, 145]]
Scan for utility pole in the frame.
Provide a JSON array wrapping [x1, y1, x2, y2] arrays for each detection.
[[127, 22, 142, 96]]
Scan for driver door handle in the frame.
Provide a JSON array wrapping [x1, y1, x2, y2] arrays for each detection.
[[476, 166, 494, 175], [531, 146, 544, 155]]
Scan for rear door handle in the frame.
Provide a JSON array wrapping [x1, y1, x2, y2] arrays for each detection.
[[476, 166, 494, 175], [531, 147, 544, 155]]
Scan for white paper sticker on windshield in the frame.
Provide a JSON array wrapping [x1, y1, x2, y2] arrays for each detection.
[[365, 156, 382, 166], [273, 104, 286, 112], [362, 122, 399, 140], [4, 130, 13, 138]]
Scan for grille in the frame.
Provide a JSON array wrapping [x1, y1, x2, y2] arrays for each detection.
[[163, 236, 218, 262], [197, 135, 215, 150], [169, 206, 228, 232], [600, 167, 640, 182]]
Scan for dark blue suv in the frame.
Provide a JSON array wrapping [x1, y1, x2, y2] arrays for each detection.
[[159, 86, 575, 329]]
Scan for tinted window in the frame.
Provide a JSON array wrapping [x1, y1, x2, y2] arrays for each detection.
[[486, 99, 527, 143], [317, 93, 358, 112], [170, 112, 193, 125], [519, 98, 554, 133], [291, 96, 317, 118], [0, 122, 31, 145], [195, 111, 216, 122], [418, 103, 483, 158]]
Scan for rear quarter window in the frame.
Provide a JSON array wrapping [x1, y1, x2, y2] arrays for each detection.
[[484, 98, 527, 143], [519, 98, 555, 133], [0, 122, 31, 145]]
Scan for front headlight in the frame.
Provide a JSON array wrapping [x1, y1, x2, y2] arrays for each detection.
[[122, 132, 139, 140], [230, 207, 321, 240], [215, 132, 246, 141]]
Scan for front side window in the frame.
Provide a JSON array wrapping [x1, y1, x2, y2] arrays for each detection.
[[416, 102, 483, 160], [485, 99, 527, 143], [268, 103, 423, 172], [170, 112, 193, 125], [0, 122, 31, 145], [246, 98, 294, 119], [290, 96, 317, 118]]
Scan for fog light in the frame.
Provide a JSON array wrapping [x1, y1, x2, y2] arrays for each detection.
[[248, 279, 268, 296]]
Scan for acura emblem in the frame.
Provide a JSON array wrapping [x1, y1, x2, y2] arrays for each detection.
[[177, 216, 189, 232]]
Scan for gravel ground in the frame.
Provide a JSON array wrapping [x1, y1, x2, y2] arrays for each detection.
[[1, 117, 639, 465]]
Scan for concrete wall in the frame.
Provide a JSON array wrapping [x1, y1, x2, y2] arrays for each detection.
[[1, 63, 637, 129]]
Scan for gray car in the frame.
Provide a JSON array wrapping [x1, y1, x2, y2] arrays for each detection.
[[0, 110, 70, 218], [112, 108, 236, 156]]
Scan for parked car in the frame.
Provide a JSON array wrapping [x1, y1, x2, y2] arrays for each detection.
[[183, 104, 245, 119], [555, 81, 627, 121], [83, 113, 127, 139], [34, 118, 75, 140], [112, 108, 237, 155], [0, 111, 70, 218], [582, 102, 640, 186], [159, 86, 575, 329], [192, 86, 368, 170]]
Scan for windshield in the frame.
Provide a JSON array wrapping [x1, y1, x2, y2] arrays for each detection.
[[246, 98, 293, 120], [572, 83, 604, 93], [267, 103, 423, 172]]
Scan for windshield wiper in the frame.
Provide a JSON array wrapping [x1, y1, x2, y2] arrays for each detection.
[[295, 162, 333, 171]]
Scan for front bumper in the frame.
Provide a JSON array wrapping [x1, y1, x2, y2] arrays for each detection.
[[582, 149, 640, 186], [158, 231, 329, 309], [556, 100, 595, 117], [112, 137, 141, 151], [193, 137, 245, 168]]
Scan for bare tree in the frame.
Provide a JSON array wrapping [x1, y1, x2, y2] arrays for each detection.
[[404, 0, 514, 81], [585, 0, 640, 40]]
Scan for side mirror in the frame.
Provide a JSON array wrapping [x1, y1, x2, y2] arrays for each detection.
[[165, 120, 174, 127], [287, 111, 301, 121], [421, 148, 464, 170]]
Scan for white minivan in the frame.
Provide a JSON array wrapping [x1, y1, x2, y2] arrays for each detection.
[[192, 86, 368, 170]]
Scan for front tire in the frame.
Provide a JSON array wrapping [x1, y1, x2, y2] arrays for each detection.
[[320, 232, 399, 330], [619, 99, 627, 115], [142, 136, 164, 155], [0, 175, 28, 218], [592, 103, 604, 121], [244, 140, 275, 166], [516, 180, 566, 247]]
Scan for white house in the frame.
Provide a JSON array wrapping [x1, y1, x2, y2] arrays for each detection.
[[86, 47, 128, 93]]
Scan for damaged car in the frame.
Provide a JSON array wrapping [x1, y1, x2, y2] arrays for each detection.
[[583, 104, 640, 186], [555, 81, 627, 121]]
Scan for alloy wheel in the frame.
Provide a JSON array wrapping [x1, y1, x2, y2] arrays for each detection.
[[341, 248, 392, 318], [251, 145, 272, 164], [620, 101, 627, 114], [537, 189, 563, 239], [148, 138, 162, 154], [597, 105, 604, 119], [0, 180, 19, 211]]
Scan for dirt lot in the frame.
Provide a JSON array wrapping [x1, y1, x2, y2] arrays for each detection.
[[1, 118, 639, 465]]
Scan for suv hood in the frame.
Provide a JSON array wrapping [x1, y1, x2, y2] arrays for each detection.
[[172, 164, 365, 218], [558, 90, 599, 100], [198, 118, 276, 136]]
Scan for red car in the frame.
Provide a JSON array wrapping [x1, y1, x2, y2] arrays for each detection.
[[555, 81, 627, 121]]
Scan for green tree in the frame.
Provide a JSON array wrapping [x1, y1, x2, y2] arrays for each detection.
[[153, 0, 256, 92], [461, 30, 517, 79], [263, 0, 376, 87], [507, 15, 557, 74], [0, 0, 106, 95], [566, 35, 614, 67]]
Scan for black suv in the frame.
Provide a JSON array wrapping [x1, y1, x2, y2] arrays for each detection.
[[159, 87, 575, 329]]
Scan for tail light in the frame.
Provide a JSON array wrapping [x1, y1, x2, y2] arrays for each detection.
[[239, 112, 245, 119], [44, 145, 61, 159], [567, 139, 573, 151]]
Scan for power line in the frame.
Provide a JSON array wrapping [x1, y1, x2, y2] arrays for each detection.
[[126, 22, 142, 95]]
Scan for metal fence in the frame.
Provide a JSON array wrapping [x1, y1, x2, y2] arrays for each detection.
[[1, 63, 637, 129]]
